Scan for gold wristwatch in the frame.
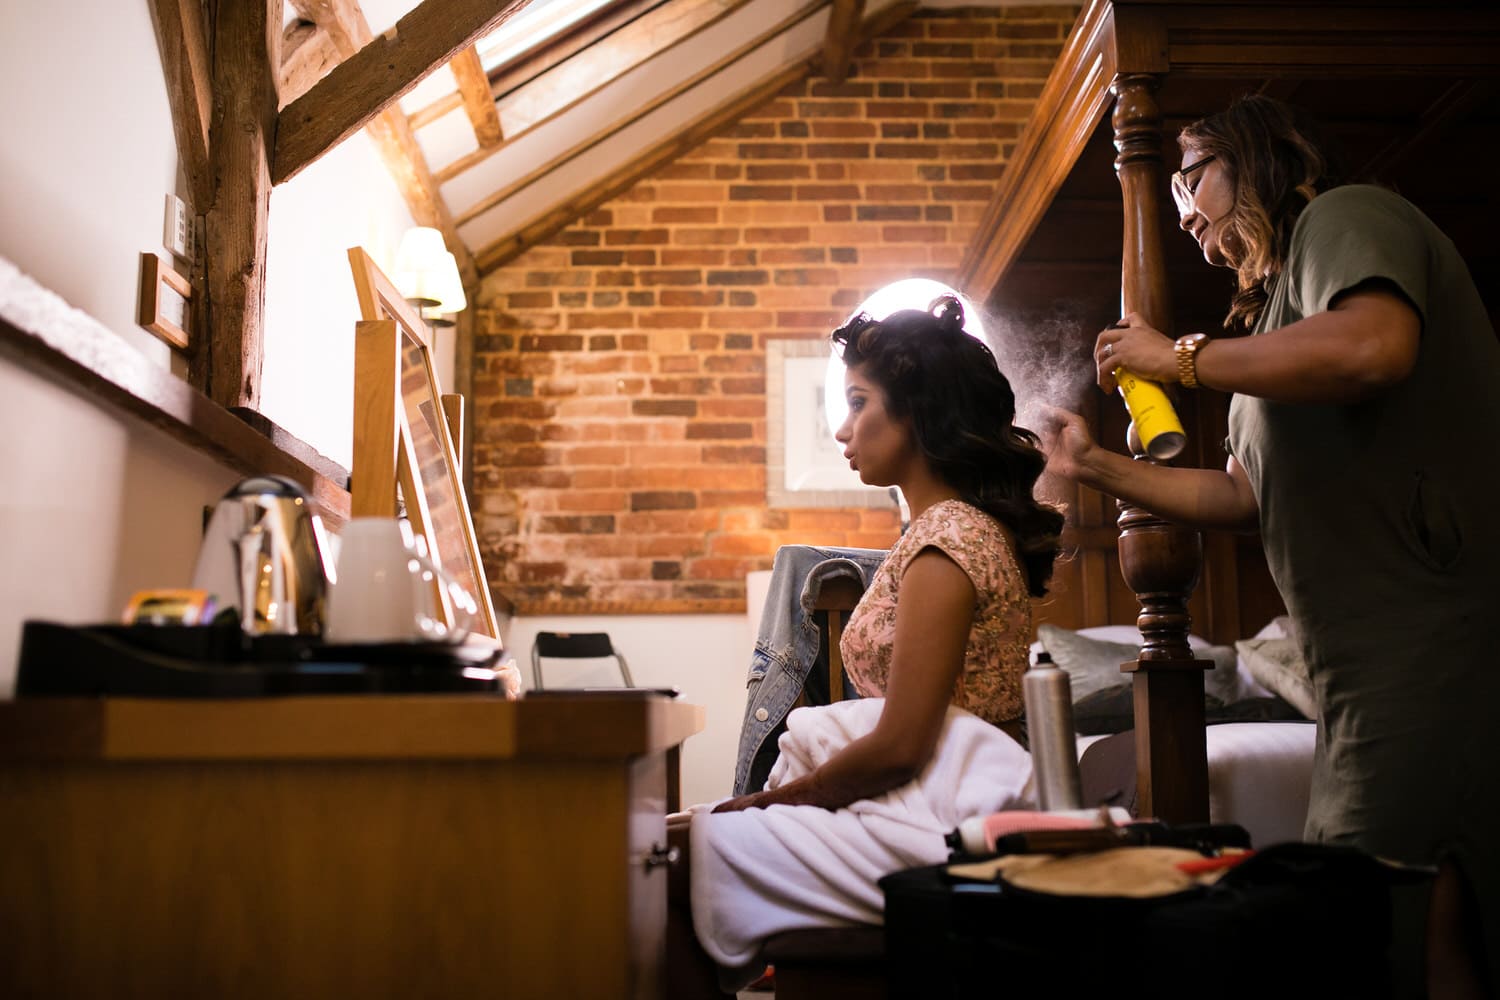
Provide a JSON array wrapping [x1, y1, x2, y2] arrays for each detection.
[[1175, 332, 1209, 388]]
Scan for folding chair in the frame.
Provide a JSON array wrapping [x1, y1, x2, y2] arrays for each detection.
[[529, 631, 634, 691]]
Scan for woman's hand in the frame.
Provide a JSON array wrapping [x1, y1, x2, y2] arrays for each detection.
[[711, 790, 774, 814], [1034, 404, 1098, 483], [1095, 313, 1177, 392]]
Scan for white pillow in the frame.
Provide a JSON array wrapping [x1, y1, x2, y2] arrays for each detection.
[[1031, 624, 1269, 703]]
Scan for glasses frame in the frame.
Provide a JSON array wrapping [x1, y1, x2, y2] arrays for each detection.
[[1171, 154, 1218, 214]]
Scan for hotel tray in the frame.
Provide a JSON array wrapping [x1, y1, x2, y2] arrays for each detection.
[[15, 620, 504, 697]]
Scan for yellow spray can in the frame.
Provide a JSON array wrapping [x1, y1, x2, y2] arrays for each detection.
[[1115, 369, 1186, 460]]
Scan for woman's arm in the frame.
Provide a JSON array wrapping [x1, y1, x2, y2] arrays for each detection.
[[1037, 405, 1259, 533], [1097, 285, 1420, 404], [713, 548, 974, 813]]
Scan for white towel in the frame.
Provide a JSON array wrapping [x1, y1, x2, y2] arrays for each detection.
[[690, 699, 1034, 972]]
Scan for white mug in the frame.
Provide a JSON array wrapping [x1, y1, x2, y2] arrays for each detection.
[[325, 518, 474, 644]]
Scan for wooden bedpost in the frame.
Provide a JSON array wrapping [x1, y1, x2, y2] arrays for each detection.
[[1110, 72, 1211, 824]]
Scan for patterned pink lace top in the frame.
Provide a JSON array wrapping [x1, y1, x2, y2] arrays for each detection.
[[840, 499, 1032, 726]]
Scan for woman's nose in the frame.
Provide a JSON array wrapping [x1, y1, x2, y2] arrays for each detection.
[[1178, 208, 1195, 232], [835, 419, 851, 443]]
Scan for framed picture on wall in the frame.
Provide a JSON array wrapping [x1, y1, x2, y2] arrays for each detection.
[[765, 337, 894, 510], [136, 252, 193, 351]]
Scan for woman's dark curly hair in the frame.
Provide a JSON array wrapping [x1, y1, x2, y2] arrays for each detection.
[[830, 295, 1064, 597], [1179, 94, 1344, 331]]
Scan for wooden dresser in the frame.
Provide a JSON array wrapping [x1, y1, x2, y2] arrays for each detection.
[[0, 693, 703, 999]]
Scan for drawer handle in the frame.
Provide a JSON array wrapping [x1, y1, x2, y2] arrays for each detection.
[[644, 843, 680, 871]]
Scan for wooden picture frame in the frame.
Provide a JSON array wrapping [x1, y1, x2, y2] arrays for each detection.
[[136, 252, 193, 350], [765, 338, 892, 510], [347, 247, 499, 639]]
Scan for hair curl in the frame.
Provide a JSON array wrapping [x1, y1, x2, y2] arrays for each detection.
[[1178, 94, 1343, 331], [830, 295, 1065, 597]]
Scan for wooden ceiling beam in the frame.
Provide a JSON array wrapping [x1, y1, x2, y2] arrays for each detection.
[[146, 0, 214, 210], [473, 0, 918, 274], [279, 20, 344, 108], [436, 0, 752, 186], [407, 0, 663, 130], [455, 0, 820, 227], [197, 0, 280, 410], [450, 45, 506, 147], [274, 0, 534, 186], [287, 0, 478, 284], [820, 0, 865, 86]]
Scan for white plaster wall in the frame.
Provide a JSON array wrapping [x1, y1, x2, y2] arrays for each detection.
[[0, 0, 416, 686], [507, 614, 755, 806]]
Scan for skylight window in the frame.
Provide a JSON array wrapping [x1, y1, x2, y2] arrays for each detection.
[[479, 0, 617, 73]]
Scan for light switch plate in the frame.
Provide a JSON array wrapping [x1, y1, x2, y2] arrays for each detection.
[[163, 193, 196, 262]]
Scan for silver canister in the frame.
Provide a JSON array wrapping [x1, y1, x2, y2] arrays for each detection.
[[1024, 651, 1084, 810]]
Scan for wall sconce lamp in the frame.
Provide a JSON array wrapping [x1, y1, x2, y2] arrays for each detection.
[[394, 227, 467, 329]]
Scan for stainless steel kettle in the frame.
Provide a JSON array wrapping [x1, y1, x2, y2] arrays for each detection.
[[191, 474, 333, 635]]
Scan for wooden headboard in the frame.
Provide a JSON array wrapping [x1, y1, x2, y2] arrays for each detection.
[[955, 0, 1500, 819]]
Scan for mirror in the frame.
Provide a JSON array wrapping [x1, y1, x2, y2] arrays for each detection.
[[347, 247, 499, 638]]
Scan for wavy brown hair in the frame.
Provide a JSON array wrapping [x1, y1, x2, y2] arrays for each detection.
[[1179, 94, 1343, 331], [830, 296, 1065, 597]]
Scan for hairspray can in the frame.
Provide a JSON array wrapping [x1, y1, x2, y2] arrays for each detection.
[[1023, 651, 1084, 811], [1116, 369, 1186, 460]]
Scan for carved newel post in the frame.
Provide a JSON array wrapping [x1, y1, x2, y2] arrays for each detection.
[[1112, 74, 1211, 824]]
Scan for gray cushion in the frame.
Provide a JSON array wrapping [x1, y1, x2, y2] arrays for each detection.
[[1234, 637, 1316, 720], [1035, 623, 1245, 707]]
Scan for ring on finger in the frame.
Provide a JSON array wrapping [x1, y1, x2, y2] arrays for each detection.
[[1103, 342, 1114, 358]]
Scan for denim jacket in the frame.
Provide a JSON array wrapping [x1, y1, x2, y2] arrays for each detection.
[[732, 544, 889, 796]]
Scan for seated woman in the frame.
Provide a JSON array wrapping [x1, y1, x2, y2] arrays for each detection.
[[666, 296, 1065, 996]]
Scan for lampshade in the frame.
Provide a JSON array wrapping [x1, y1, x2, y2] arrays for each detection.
[[394, 227, 467, 315]]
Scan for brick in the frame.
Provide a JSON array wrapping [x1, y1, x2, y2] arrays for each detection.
[[684, 422, 753, 440], [506, 291, 553, 308], [805, 141, 871, 159], [653, 206, 718, 224], [520, 334, 586, 352], [674, 227, 741, 246], [746, 163, 812, 182], [727, 291, 757, 308], [856, 204, 921, 222], [728, 184, 794, 201], [809, 121, 878, 140], [651, 561, 682, 580], [660, 249, 726, 267], [738, 142, 804, 159], [537, 515, 615, 534], [874, 142, 941, 159], [660, 289, 725, 308], [640, 269, 703, 286], [762, 247, 826, 265], [571, 249, 624, 266], [605, 228, 670, 245], [706, 270, 769, 287], [795, 184, 861, 201], [631, 491, 697, 511], [631, 399, 696, 417]]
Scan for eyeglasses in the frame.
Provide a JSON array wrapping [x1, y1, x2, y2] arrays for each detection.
[[1170, 155, 1217, 214]]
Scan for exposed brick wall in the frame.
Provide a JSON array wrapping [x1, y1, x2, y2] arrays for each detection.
[[473, 5, 1080, 615]]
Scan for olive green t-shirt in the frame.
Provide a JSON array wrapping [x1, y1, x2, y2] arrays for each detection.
[[1227, 185, 1500, 864]]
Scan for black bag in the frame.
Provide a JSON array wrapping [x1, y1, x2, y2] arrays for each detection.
[[880, 841, 1415, 999]]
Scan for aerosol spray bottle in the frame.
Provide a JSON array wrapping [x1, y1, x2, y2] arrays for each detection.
[[1116, 370, 1186, 460], [1024, 651, 1084, 811], [1108, 319, 1186, 460]]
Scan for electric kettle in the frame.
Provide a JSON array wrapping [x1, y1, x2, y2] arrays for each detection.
[[190, 474, 334, 635]]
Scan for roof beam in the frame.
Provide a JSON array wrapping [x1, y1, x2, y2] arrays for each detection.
[[435, 0, 751, 186], [279, 20, 344, 108], [146, 0, 214, 209], [287, 0, 479, 284], [450, 45, 506, 147], [407, 0, 662, 130], [473, 0, 918, 273], [820, 0, 865, 85], [274, 0, 534, 186]]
